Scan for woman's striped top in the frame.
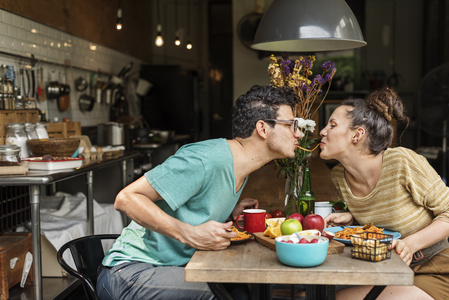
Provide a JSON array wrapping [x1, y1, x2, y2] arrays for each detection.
[[332, 147, 449, 238]]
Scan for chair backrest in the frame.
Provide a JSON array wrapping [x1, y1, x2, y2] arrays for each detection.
[[57, 234, 120, 300]]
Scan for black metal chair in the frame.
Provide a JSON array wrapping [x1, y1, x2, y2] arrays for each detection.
[[56, 234, 120, 300]]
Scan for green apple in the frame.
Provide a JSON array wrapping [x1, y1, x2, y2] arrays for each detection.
[[280, 219, 303, 235]]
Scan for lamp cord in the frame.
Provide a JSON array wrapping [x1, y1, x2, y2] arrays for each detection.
[[156, 0, 161, 25]]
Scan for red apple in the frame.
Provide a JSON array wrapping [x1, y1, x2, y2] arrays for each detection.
[[322, 230, 335, 241], [286, 213, 304, 225], [303, 214, 325, 233], [272, 210, 284, 218]]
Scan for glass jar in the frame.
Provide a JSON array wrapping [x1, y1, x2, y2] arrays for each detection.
[[15, 95, 23, 109], [24, 123, 38, 140], [6, 123, 29, 158], [23, 98, 36, 109], [0, 144, 21, 166], [34, 122, 49, 139]]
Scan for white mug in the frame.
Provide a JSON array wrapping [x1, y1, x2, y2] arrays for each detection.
[[315, 202, 334, 219]]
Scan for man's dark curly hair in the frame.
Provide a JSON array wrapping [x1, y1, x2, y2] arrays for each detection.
[[232, 85, 296, 138]]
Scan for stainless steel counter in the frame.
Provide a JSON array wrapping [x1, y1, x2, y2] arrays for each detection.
[[0, 152, 140, 300]]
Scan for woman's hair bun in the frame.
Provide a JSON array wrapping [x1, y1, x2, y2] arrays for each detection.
[[366, 86, 408, 123]]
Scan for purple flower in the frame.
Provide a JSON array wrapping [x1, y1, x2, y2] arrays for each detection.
[[313, 74, 323, 85], [289, 60, 295, 70], [321, 61, 335, 71], [300, 58, 312, 69], [282, 60, 291, 75]]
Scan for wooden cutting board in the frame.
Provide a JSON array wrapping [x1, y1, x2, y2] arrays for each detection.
[[253, 232, 345, 254]]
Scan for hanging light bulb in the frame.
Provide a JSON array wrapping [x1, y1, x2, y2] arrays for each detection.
[[185, 0, 192, 50], [155, 24, 164, 47], [175, 34, 181, 46], [174, 0, 181, 46], [154, 0, 164, 47], [116, 0, 122, 30]]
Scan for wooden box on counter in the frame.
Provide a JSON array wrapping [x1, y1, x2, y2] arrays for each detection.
[[0, 233, 33, 300], [0, 110, 39, 144], [46, 122, 81, 138]]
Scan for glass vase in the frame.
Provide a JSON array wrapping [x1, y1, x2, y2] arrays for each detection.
[[284, 164, 305, 217]]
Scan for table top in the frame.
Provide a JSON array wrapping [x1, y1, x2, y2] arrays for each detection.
[[185, 239, 414, 286]]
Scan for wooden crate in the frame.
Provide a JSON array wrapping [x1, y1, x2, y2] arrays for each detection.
[[0, 110, 40, 145], [46, 122, 81, 138], [0, 233, 33, 300]]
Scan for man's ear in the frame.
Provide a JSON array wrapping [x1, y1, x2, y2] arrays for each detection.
[[255, 120, 269, 139]]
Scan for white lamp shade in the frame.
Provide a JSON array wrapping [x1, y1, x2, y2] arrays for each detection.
[[251, 0, 367, 52]]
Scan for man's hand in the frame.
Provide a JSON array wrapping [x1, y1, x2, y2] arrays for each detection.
[[230, 198, 259, 220], [182, 221, 237, 251]]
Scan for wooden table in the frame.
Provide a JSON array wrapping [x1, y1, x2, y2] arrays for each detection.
[[185, 240, 414, 300]]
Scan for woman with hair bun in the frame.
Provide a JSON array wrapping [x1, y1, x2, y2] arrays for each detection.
[[321, 87, 449, 299]]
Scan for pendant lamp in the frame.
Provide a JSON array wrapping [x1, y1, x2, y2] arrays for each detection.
[[174, 0, 181, 46], [251, 0, 366, 52], [155, 0, 164, 47], [116, 0, 122, 30]]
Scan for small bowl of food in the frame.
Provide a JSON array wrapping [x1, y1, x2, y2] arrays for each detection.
[[275, 234, 329, 267]]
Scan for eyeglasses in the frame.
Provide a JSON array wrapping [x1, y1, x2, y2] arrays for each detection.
[[264, 119, 299, 132]]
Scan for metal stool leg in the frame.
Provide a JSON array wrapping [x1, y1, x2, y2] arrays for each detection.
[[363, 286, 387, 300]]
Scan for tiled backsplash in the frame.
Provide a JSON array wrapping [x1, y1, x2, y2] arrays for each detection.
[[0, 10, 145, 126]]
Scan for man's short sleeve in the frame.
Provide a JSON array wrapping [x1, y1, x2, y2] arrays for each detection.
[[145, 153, 205, 211]]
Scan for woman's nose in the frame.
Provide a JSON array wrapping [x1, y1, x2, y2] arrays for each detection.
[[319, 128, 326, 137]]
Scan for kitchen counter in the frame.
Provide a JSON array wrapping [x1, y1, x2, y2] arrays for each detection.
[[0, 152, 140, 185], [0, 152, 139, 300]]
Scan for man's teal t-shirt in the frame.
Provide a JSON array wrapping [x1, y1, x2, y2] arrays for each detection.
[[102, 138, 247, 267]]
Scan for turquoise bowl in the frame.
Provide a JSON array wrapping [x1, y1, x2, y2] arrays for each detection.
[[275, 235, 329, 267]]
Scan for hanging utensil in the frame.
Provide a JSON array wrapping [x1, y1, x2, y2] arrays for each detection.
[[31, 69, 36, 99], [75, 76, 88, 92], [95, 80, 103, 104], [79, 94, 95, 112], [58, 94, 70, 111], [36, 67, 45, 102], [57, 65, 71, 111], [23, 69, 30, 98]]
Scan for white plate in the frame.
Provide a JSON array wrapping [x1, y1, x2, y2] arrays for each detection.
[[24, 157, 84, 170]]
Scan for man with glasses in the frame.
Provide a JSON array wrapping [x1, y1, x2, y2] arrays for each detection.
[[97, 85, 303, 300], [264, 119, 300, 132]]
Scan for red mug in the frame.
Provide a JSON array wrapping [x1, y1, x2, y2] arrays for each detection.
[[235, 209, 266, 233]]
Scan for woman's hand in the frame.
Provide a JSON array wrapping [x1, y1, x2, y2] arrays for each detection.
[[324, 212, 354, 227], [389, 239, 413, 266], [230, 198, 258, 220]]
